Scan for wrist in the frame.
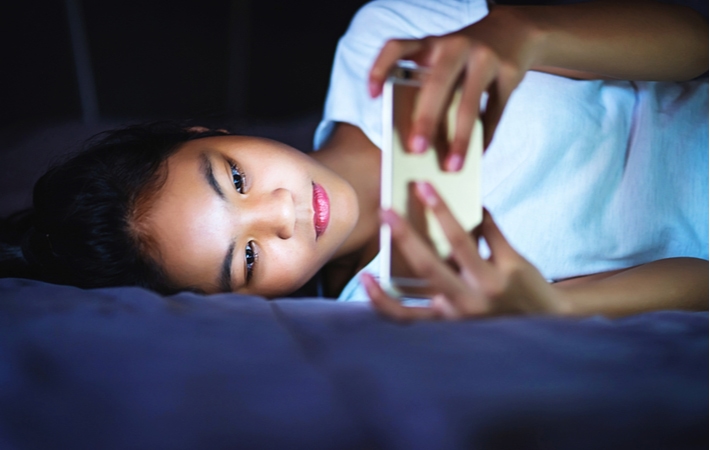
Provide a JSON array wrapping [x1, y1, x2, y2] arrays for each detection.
[[489, 4, 551, 70], [549, 283, 575, 317]]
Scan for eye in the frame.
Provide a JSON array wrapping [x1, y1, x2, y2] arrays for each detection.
[[245, 241, 257, 282], [230, 163, 245, 193]]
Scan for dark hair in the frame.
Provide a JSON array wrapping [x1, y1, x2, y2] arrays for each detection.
[[0, 122, 230, 294]]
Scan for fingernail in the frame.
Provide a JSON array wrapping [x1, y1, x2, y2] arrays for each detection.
[[415, 181, 437, 207], [368, 81, 380, 98], [446, 154, 463, 172], [380, 209, 400, 227], [360, 273, 376, 289], [410, 135, 428, 154]]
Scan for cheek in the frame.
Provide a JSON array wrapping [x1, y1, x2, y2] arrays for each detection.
[[257, 241, 325, 297], [245, 151, 311, 185]]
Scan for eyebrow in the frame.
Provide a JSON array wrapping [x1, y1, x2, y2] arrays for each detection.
[[200, 152, 225, 200], [199, 152, 236, 292], [219, 242, 236, 293]]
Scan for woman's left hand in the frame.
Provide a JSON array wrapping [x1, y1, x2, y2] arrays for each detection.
[[362, 182, 569, 321], [368, 5, 544, 168]]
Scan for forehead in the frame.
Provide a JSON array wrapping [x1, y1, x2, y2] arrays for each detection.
[[175, 134, 311, 162], [144, 144, 231, 292]]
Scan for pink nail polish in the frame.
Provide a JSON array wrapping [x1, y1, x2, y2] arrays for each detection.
[[410, 135, 428, 154], [380, 209, 400, 226], [369, 81, 380, 98], [415, 182, 437, 207], [446, 154, 463, 172]]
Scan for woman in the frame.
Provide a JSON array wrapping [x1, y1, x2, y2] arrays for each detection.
[[1, 0, 707, 319], [316, 0, 709, 319]]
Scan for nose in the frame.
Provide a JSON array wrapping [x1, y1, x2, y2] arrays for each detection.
[[245, 188, 295, 239]]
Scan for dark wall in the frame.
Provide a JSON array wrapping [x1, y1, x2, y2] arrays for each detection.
[[2, 0, 368, 125], [3, 2, 81, 124]]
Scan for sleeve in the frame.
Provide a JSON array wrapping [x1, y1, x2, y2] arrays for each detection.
[[313, 0, 489, 150]]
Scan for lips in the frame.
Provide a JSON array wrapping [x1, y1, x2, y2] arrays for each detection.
[[312, 182, 330, 239]]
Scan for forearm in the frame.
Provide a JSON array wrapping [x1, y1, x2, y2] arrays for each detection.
[[554, 258, 709, 318], [498, 1, 708, 81]]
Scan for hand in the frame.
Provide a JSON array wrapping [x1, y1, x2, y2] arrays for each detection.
[[368, 6, 543, 170], [362, 182, 568, 321]]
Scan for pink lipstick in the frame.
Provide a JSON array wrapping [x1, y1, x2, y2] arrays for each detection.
[[312, 182, 330, 239]]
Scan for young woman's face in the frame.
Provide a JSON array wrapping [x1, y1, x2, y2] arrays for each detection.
[[143, 135, 359, 297]]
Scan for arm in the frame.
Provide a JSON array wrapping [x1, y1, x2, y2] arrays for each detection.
[[368, 0, 708, 164], [554, 258, 708, 318], [362, 184, 708, 321], [520, 0, 708, 81]]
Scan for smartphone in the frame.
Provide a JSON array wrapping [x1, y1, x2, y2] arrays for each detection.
[[380, 61, 483, 299]]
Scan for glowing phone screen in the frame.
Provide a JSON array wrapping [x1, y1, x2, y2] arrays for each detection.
[[380, 62, 483, 298]]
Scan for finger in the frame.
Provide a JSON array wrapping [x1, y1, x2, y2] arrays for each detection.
[[445, 59, 495, 170], [431, 294, 462, 320], [361, 273, 441, 322], [381, 208, 471, 299], [469, 219, 483, 250], [414, 182, 489, 278], [479, 208, 516, 262], [481, 73, 518, 149], [409, 40, 468, 154], [369, 39, 424, 98]]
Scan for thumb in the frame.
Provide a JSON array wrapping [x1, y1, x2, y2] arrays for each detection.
[[480, 208, 516, 262]]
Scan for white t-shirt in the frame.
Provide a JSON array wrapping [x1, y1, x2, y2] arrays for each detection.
[[314, 0, 709, 302]]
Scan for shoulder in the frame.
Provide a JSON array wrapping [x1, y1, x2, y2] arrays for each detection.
[[343, 0, 488, 45]]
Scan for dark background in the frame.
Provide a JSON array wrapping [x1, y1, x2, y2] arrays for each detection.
[[4, 0, 706, 128], [0, 0, 368, 215], [2, 0, 369, 127]]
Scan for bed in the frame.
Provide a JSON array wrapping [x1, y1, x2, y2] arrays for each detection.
[[0, 277, 707, 449], [1, 117, 708, 449]]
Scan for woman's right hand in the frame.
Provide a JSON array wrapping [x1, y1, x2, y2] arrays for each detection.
[[368, 6, 545, 170]]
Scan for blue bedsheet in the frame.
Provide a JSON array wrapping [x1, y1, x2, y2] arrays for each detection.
[[0, 278, 707, 449]]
